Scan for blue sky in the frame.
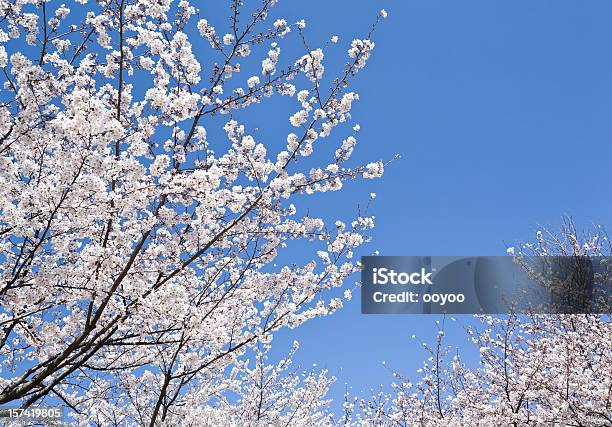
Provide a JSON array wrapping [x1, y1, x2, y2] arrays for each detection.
[[266, 0, 612, 412]]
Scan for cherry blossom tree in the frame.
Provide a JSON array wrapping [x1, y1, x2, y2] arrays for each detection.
[[0, 0, 388, 424], [349, 221, 612, 426]]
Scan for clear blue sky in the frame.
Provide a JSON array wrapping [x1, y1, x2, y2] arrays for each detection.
[[263, 0, 612, 412]]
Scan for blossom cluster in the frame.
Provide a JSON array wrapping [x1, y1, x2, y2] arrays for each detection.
[[0, 0, 385, 424]]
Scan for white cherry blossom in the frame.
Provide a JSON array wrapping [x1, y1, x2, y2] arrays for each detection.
[[0, 0, 386, 424]]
